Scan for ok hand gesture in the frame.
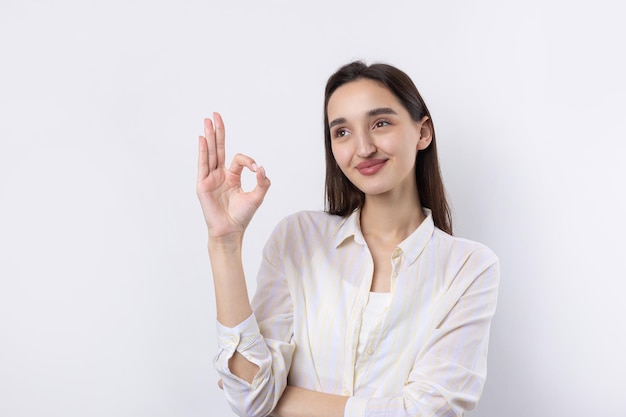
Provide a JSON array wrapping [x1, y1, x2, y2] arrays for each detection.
[[196, 113, 271, 240]]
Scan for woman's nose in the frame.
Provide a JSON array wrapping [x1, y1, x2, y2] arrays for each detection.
[[355, 131, 376, 157]]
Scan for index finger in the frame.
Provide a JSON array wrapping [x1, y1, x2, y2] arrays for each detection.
[[213, 112, 226, 169]]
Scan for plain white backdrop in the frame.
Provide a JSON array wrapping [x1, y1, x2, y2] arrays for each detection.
[[1, 0, 625, 416]]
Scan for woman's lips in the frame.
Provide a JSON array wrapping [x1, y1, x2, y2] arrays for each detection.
[[356, 159, 387, 175]]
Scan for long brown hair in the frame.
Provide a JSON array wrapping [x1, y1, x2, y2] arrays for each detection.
[[323, 61, 453, 235]]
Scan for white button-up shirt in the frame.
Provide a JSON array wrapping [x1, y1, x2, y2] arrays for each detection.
[[215, 209, 499, 417]]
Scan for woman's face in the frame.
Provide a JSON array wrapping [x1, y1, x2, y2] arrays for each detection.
[[326, 78, 431, 199]]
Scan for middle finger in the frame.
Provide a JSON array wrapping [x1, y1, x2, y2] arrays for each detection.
[[204, 117, 217, 171]]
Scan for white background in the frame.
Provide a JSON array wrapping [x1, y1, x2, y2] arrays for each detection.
[[1, 1, 625, 416]]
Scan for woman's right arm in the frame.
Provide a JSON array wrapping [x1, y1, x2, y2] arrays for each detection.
[[197, 112, 270, 329], [198, 114, 293, 416]]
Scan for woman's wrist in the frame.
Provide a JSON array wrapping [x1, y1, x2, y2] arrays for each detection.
[[208, 233, 244, 253]]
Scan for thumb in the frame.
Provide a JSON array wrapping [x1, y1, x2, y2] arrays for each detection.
[[250, 165, 271, 202]]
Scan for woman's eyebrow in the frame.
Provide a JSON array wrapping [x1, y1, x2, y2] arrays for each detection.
[[329, 108, 398, 129], [329, 117, 347, 128], [367, 107, 398, 117]]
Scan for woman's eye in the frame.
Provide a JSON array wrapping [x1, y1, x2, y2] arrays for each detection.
[[374, 120, 390, 128], [335, 129, 349, 138]]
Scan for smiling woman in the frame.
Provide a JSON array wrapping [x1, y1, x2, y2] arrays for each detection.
[[197, 61, 500, 417]]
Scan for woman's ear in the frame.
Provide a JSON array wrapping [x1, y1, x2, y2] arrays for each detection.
[[416, 116, 433, 151]]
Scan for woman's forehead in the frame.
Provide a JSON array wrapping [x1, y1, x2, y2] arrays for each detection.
[[327, 79, 405, 120]]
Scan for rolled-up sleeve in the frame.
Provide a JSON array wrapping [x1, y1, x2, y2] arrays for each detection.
[[214, 313, 294, 417]]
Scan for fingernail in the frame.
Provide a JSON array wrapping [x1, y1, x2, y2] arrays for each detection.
[[260, 166, 266, 178], [252, 163, 258, 171]]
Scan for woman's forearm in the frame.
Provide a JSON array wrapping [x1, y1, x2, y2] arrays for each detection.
[[208, 236, 259, 382], [208, 235, 252, 326], [272, 386, 348, 417]]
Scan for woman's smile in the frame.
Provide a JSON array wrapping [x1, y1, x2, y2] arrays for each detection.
[[356, 159, 387, 175]]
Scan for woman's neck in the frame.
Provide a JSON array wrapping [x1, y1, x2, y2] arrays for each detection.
[[360, 191, 425, 245]]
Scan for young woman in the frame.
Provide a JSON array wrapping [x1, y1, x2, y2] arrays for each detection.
[[197, 61, 499, 417]]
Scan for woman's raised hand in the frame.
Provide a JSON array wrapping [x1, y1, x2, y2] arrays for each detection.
[[197, 113, 271, 240]]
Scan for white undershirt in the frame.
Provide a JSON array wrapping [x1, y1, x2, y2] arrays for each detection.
[[356, 292, 392, 362]]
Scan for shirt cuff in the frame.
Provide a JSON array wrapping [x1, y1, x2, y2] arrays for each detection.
[[216, 312, 262, 354], [344, 396, 368, 417]]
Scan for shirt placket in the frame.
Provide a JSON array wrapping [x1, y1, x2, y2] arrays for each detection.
[[390, 247, 402, 293], [364, 248, 402, 357], [342, 244, 373, 396], [342, 246, 403, 395]]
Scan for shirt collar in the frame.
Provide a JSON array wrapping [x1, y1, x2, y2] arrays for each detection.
[[398, 208, 435, 265], [334, 208, 435, 265], [334, 209, 366, 248]]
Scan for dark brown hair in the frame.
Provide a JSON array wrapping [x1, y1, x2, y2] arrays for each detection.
[[323, 61, 453, 235]]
